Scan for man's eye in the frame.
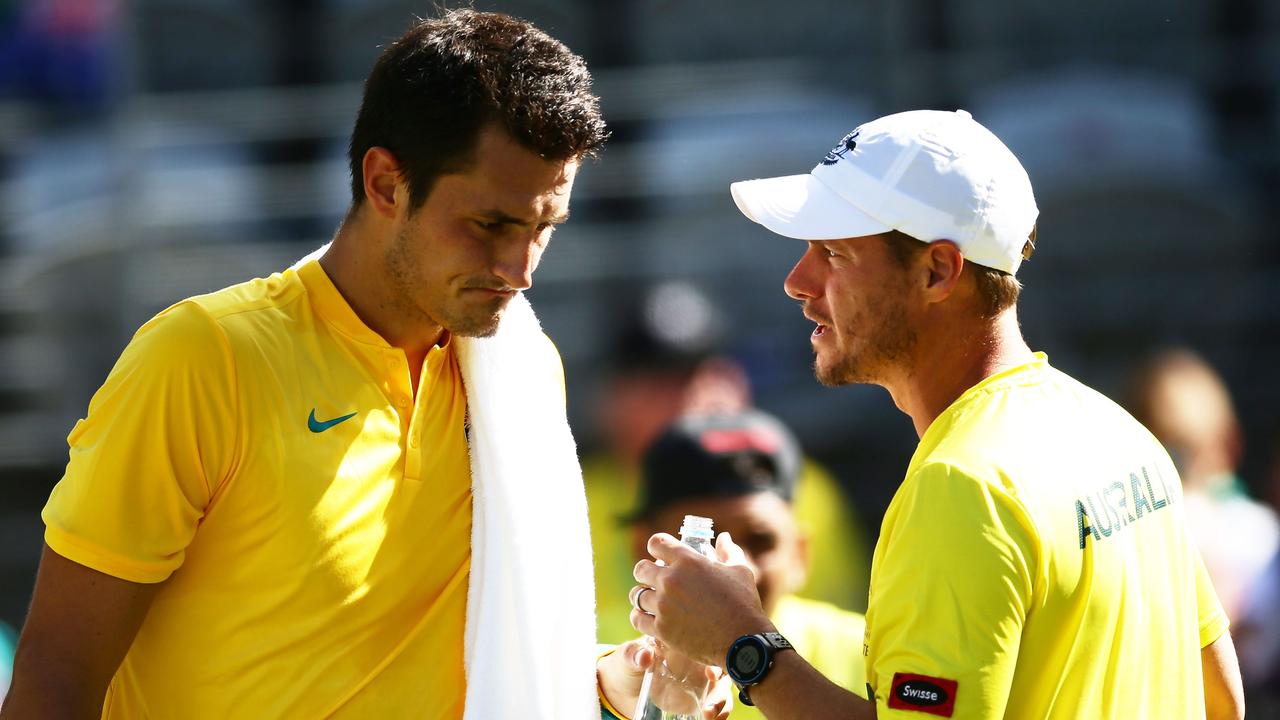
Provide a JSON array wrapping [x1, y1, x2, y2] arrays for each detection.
[[745, 533, 778, 554]]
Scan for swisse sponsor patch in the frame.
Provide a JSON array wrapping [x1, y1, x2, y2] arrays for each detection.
[[887, 673, 958, 717], [899, 682, 945, 705]]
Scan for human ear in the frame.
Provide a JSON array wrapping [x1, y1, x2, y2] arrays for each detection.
[[922, 240, 965, 301], [361, 147, 404, 220]]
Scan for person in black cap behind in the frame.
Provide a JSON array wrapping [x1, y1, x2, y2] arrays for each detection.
[[628, 410, 867, 719]]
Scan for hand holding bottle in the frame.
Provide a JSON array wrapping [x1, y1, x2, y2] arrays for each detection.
[[597, 636, 732, 720], [631, 530, 771, 669], [638, 636, 716, 716], [630, 516, 730, 720]]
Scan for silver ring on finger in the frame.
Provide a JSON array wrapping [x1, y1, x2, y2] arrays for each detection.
[[631, 586, 653, 614]]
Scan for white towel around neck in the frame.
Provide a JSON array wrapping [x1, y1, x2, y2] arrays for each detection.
[[293, 247, 598, 717], [456, 292, 599, 720]]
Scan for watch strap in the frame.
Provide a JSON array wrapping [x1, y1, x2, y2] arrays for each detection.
[[761, 631, 792, 651], [730, 631, 794, 707]]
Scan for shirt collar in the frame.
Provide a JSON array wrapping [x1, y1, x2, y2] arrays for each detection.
[[296, 258, 392, 348], [298, 258, 456, 362], [916, 351, 1050, 446]]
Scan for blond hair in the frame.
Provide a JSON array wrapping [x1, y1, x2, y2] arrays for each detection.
[[882, 227, 1036, 318]]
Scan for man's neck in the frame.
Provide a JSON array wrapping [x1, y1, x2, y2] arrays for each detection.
[[889, 310, 1035, 438], [319, 215, 445, 383]]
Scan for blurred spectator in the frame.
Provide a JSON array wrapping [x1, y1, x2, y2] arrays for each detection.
[[595, 281, 745, 467], [1237, 548, 1280, 713], [627, 410, 867, 717], [1127, 347, 1279, 621], [585, 281, 869, 644], [1234, 434, 1280, 714], [0, 0, 119, 112], [1268, 426, 1280, 515]]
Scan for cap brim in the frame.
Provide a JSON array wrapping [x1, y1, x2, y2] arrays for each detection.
[[731, 173, 891, 240]]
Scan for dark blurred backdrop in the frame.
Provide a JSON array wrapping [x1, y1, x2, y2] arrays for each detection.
[[0, 0, 1277, 684]]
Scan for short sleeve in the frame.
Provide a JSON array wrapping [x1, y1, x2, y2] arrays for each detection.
[[42, 301, 239, 583], [1194, 547, 1230, 648], [869, 463, 1037, 720]]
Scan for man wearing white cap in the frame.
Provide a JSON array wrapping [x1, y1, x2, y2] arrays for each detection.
[[629, 110, 1246, 719]]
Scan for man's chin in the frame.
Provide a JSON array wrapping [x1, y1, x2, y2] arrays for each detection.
[[814, 354, 863, 388], [815, 363, 850, 388], [446, 310, 504, 339]]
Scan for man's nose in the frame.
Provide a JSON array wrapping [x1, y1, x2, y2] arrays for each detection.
[[493, 238, 540, 291], [784, 252, 818, 301]]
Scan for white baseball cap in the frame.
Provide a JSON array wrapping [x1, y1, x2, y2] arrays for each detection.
[[730, 109, 1039, 275]]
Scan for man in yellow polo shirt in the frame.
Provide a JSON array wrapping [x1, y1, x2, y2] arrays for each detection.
[[1, 10, 694, 720], [627, 110, 1246, 719]]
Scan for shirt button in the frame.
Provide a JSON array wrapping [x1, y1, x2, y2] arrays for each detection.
[[396, 395, 411, 408], [409, 435, 420, 448]]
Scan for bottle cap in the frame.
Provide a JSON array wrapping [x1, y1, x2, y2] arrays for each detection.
[[679, 514, 714, 540]]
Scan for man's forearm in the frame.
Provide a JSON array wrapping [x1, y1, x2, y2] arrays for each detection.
[[1, 545, 159, 720], [1, 668, 107, 720], [745, 651, 876, 720]]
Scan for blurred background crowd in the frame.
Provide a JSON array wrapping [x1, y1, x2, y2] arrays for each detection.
[[0, 0, 1278, 710]]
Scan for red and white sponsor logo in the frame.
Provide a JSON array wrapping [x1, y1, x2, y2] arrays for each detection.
[[887, 672, 958, 717]]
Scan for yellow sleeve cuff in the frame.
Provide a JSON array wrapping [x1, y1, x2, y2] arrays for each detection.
[[1200, 609, 1230, 649], [43, 524, 176, 584], [597, 645, 630, 720]]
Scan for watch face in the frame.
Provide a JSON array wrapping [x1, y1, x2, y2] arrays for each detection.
[[735, 644, 763, 676]]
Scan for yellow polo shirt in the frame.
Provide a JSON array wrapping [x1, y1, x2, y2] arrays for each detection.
[[43, 259, 471, 718], [864, 354, 1228, 719]]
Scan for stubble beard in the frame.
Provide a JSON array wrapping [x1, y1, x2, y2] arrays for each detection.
[[814, 296, 916, 388], [432, 285, 506, 339], [385, 228, 507, 339], [447, 305, 504, 338]]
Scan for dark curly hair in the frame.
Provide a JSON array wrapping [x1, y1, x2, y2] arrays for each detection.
[[347, 8, 608, 209]]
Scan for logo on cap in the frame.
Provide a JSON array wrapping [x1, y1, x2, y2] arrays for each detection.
[[699, 428, 781, 456], [820, 129, 860, 165]]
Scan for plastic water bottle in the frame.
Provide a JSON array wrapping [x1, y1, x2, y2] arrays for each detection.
[[633, 515, 717, 720]]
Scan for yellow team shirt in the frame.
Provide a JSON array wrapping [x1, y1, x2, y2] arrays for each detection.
[[43, 259, 471, 718], [864, 353, 1228, 719]]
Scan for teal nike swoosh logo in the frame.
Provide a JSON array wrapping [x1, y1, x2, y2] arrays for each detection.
[[308, 409, 357, 433]]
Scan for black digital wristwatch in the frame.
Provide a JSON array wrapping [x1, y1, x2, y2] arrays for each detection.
[[724, 632, 793, 706]]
